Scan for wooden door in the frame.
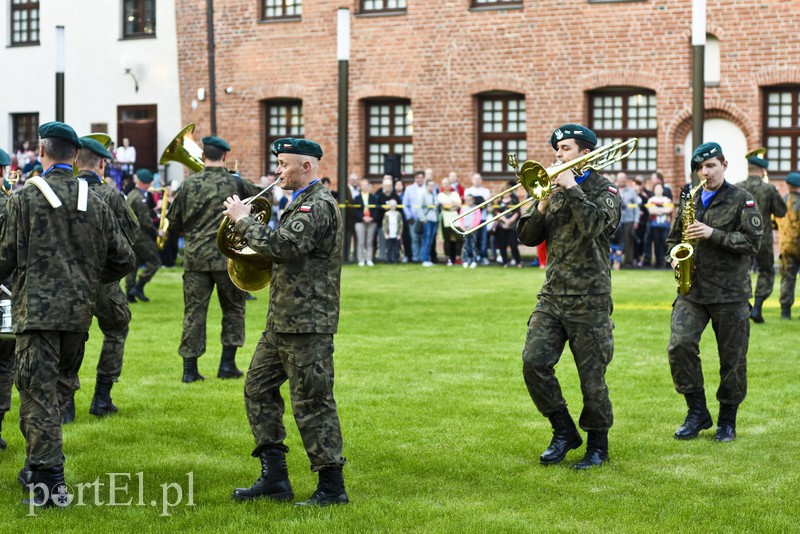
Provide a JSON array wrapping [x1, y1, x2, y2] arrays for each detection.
[[117, 105, 158, 172]]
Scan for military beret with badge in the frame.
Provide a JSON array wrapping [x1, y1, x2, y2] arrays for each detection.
[[690, 142, 724, 171], [38, 121, 83, 148], [746, 155, 768, 169], [80, 137, 113, 160], [550, 124, 598, 150], [271, 137, 323, 160], [135, 168, 154, 184], [202, 135, 231, 152], [786, 171, 800, 188]]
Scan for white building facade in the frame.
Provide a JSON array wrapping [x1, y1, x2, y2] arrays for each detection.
[[1, 0, 183, 183]]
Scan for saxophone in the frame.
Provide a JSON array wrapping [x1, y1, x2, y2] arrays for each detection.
[[669, 179, 707, 295]]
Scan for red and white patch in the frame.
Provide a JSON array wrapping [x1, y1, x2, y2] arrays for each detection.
[[745, 200, 755, 208], [607, 186, 619, 195], [299, 205, 312, 212]]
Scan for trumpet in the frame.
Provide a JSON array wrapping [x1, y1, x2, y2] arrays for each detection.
[[450, 138, 638, 236], [2, 169, 21, 195]]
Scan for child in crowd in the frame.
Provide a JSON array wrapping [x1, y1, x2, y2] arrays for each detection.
[[382, 199, 404, 264], [495, 193, 521, 267], [458, 194, 481, 268]]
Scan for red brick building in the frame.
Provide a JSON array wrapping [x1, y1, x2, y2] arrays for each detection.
[[175, 0, 800, 193]]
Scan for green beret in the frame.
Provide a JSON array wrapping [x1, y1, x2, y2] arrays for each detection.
[[0, 148, 10, 167], [32, 164, 43, 174], [786, 172, 800, 187], [747, 155, 768, 169], [550, 124, 597, 150], [38, 121, 82, 148], [202, 136, 231, 152], [135, 168, 154, 183], [80, 137, 113, 160], [691, 142, 724, 171], [271, 137, 323, 160]]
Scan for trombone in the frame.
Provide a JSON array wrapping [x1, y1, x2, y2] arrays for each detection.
[[450, 138, 638, 236]]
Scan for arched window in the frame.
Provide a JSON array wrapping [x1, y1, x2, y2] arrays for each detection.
[[588, 88, 657, 173], [364, 98, 414, 178], [763, 85, 800, 175], [263, 99, 304, 173], [477, 92, 526, 178]]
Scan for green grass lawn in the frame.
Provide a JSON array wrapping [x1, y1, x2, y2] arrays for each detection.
[[1, 264, 798, 532]]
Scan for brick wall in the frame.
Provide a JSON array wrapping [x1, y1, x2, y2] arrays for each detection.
[[175, 0, 800, 195]]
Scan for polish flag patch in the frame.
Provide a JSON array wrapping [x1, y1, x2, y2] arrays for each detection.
[[745, 200, 755, 208], [608, 186, 619, 195], [299, 205, 312, 212]]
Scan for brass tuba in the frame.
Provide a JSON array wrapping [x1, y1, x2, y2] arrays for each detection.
[[160, 124, 204, 173], [669, 179, 707, 295]]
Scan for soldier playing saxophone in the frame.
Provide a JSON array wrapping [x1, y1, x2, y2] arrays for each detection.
[[665, 142, 763, 443]]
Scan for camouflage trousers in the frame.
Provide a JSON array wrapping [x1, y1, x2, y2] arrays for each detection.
[[15, 330, 87, 468], [92, 281, 131, 381], [753, 239, 776, 300], [0, 338, 14, 417], [779, 251, 800, 309], [179, 270, 246, 359], [522, 294, 614, 431], [125, 237, 161, 292], [667, 297, 749, 405], [245, 330, 345, 471]]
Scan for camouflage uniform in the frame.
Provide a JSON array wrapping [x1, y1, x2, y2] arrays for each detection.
[[0, 167, 134, 468], [778, 191, 800, 312], [665, 181, 763, 405], [125, 186, 161, 295], [517, 170, 621, 431], [0, 193, 14, 432], [78, 171, 140, 381], [739, 175, 787, 299], [233, 180, 345, 470], [167, 167, 263, 360]]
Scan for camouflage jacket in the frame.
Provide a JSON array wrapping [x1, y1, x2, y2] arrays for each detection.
[[778, 191, 800, 257], [739, 175, 786, 244], [518, 170, 621, 296], [0, 168, 135, 332], [234, 180, 342, 333], [168, 166, 262, 272], [666, 181, 763, 304], [77, 171, 140, 246], [127, 187, 157, 241]]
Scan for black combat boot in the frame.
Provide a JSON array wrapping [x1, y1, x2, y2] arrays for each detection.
[[295, 466, 349, 507], [22, 465, 68, 508], [539, 408, 583, 465], [781, 304, 791, 320], [61, 394, 76, 425], [0, 416, 6, 450], [182, 357, 205, 383], [89, 378, 118, 416], [218, 346, 244, 379], [18, 461, 32, 492], [574, 430, 609, 470], [232, 449, 294, 501], [126, 287, 136, 303], [130, 282, 150, 302], [714, 403, 738, 442], [674, 390, 713, 439], [750, 297, 765, 323]]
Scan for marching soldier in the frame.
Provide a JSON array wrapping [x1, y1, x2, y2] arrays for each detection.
[[224, 137, 348, 506], [0, 122, 134, 507], [167, 135, 262, 382], [778, 172, 800, 319], [739, 152, 786, 322], [666, 142, 762, 443], [517, 124, 621, 469], [125, 168, 162, 302], [0, 148, 16, 449], [72, 137, 139, 417]]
